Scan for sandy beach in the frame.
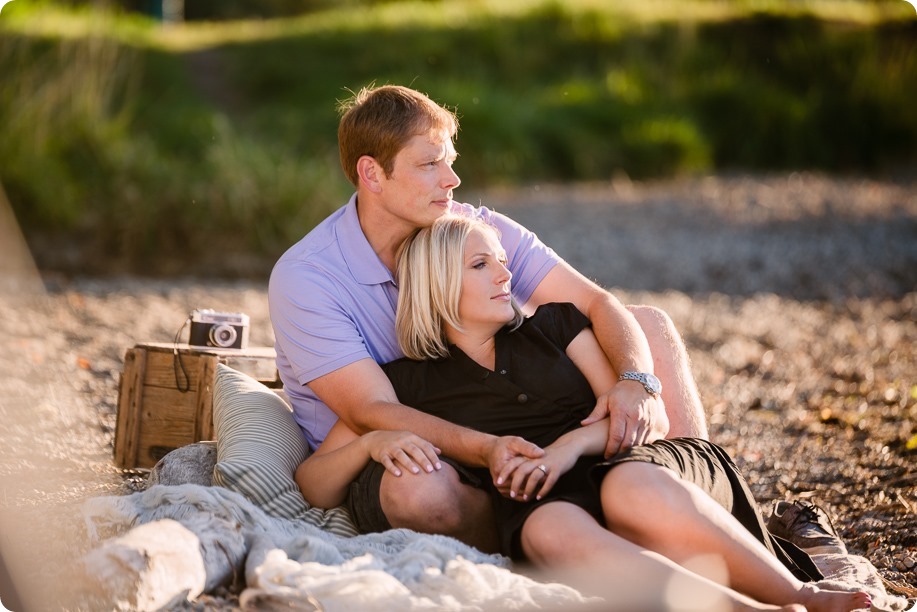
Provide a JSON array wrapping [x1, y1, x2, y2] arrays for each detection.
[[0, 172, 914, 608]]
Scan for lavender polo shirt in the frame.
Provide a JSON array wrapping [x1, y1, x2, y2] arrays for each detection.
[[268, 193, 559, 450]]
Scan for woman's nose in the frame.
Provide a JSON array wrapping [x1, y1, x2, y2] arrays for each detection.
[[496, 262, 511, 284]]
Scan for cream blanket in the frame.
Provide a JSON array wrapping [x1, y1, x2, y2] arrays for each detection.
[[82, 484, 913, 611], [83, 484, 594, 611]]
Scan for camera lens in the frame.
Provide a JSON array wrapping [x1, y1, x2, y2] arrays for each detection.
[[209, 323, 238, 348]]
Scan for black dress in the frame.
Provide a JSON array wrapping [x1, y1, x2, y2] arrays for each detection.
[[382, 303, 821, 580]]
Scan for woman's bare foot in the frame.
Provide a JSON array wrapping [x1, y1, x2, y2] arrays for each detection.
[[735, 602, 806, 612], [726, 589, 807, 611], [797, 583, 871, 612]]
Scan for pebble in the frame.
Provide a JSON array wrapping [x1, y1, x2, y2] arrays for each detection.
[[3, 174, 916, 599]]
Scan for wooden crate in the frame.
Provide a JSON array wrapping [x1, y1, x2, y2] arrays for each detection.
[[113, 343, 279, 469]]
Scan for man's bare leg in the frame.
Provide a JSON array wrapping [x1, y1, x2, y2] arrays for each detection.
[[629, 304, 708, 439], [379, 463, 499, 553]]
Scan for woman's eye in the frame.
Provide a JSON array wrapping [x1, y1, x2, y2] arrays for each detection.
[[472, 261, 486, 270]]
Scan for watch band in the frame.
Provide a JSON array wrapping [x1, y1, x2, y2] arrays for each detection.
[[618, 371, 662, 398]]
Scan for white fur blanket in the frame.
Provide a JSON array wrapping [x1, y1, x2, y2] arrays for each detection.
[[82, 484, 913, 611], [82, 484, 594, 611]]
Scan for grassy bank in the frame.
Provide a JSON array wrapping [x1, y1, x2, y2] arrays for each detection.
[[1, 0, 914, 274]]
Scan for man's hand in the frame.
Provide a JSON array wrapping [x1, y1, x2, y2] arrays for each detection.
[[581, 382, 669, 457], [496, 442, 580, 502], [486, 436, 544, 495]]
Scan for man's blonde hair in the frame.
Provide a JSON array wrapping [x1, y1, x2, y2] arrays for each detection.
[[338, 85, 459, 187], [396, 215, 524, 361]]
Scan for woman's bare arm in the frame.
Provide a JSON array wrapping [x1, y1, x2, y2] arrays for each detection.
[[567, 327, 670, 447], [294, 420, 441, 509], [499, 326, 670, 500]]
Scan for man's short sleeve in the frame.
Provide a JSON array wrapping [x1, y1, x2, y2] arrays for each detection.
[[269, 259, 371, 386]]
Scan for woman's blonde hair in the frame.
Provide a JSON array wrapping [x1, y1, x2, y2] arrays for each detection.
[[396, 215, 524, 360]]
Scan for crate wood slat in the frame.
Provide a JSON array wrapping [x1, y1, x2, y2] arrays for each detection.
[[113, 348, 147, 468], [194, 356, 216, 444], [141, 349, 204, 391], [113, 343, 278, 468], [136, 401, 196, 465]]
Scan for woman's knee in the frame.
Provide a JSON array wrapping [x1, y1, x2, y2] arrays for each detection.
[[520, 510, 565, 564], [380, 466, 485, 533], [601, 463, 689, 530], [521, 504, 602, 565]]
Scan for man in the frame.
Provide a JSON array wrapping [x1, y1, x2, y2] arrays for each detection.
[[269, 84, 707, 551]]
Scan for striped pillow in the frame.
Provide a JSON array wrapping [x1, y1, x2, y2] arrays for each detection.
[[211, 364, 357, 537]]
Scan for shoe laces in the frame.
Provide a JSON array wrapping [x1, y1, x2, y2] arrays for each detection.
[[787, 501, 836, 535]]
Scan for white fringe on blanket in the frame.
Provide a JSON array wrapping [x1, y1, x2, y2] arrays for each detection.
[[82, 484, 595, 611]]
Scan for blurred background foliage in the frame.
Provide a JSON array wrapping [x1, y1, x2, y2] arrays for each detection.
[[1, 0, 915, 275]]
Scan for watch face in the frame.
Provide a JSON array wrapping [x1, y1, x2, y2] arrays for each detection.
[[645, 373, 662, 394], [621, 371, 662, 396]]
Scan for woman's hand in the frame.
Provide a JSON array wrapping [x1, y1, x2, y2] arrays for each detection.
[[361, 430, 442, 477], [485, 435, 544, 486], [495, 440, 581, 502]]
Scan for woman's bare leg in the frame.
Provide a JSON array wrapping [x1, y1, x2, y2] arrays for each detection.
[[520, 501, 803, 612], [600, 462, 870, 612], [380, 463, 499, 553]]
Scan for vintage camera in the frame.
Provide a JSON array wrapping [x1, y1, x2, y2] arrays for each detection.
[[189, 309, 250, 349]]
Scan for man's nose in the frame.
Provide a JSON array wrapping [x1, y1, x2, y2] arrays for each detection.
[[442, 164, 460, 190]]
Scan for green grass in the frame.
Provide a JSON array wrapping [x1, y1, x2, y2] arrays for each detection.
[[1, 0, 915, 273]]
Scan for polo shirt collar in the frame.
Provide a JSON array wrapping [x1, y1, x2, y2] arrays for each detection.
[[337, 193, 396, 286]]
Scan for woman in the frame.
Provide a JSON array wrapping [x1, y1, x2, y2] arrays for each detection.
[[296, 216, 869, 612]]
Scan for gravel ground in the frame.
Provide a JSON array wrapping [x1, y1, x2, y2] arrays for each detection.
[[0, 173, 914, 608]]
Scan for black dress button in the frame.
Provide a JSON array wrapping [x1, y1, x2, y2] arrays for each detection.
[[517, 393, 528, 403], [500, 369, 507, 375]]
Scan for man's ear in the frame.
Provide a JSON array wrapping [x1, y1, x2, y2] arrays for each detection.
[[356, 155, 384, 193]]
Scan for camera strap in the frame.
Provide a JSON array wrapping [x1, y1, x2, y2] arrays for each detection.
[[173, 316, 192, 393]]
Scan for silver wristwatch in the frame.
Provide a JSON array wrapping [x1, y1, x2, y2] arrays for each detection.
[[619, 371, 662, 398]]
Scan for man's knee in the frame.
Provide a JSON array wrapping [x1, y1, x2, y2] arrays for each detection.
[[380, 465, 487, 534], [627, 304, 680, 347], [626, 303, 708, 438]]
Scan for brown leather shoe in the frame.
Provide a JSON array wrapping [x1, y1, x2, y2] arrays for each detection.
[[767, 500, 848, 555]]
